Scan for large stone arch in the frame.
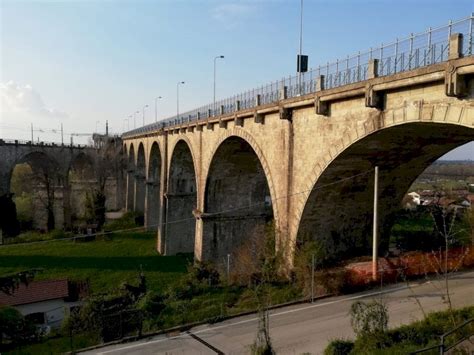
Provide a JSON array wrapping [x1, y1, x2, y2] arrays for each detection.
[[145, 141, 162, 229], [294, 103, 474, 265], [126, 143, 135, 211], [134, 142, 146, 214], [11, 151, 63, 231], [165, 138, 197, 255], [200, 135, 275, 263], [200, 128, 280, 230]]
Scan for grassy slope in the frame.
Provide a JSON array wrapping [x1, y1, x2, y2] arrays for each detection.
[[0, 232, 191, 294]]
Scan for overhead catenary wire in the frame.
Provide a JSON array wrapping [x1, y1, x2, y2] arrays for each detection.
[[0, 168, 374, 247]]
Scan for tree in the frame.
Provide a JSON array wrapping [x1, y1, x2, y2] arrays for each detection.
[[0, 269, 40, 295], [0, 194, 20, 237], [82, 135, 124, 229], [0, 306, 37, 346], [232, 223, 282, 355], [349, 299, 389, 351], [27, 158, 61, 231]]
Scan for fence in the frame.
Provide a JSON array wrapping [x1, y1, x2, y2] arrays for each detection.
[[410, 318, 474, 354], [123, 14, 474, 138]]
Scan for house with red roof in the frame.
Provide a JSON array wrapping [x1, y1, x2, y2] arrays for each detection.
[[0, 279, 81, 329]]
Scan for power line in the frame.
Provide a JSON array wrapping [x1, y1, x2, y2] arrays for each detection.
[[0, 169, 373, 248]]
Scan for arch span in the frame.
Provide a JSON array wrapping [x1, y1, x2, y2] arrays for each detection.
[[13, 151, 62, 231], [201, 136, 274, 262], [145, 142, 162, 229], [126, 143, 135, 211], [166, 139, 197, 255], [134, 143, 146, 214], [296, 121, 474, 264]]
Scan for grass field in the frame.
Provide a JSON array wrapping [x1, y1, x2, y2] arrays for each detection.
[[0, 231, 192, 294]]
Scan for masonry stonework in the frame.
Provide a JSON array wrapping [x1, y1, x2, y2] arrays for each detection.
[[123, 56, 474, 266]]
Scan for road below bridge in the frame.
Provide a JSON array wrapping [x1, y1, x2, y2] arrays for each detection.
[[84, 270, 474, 355]]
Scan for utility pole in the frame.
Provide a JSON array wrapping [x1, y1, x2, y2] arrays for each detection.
[[372, 166, 379, 281], [311, 253, 315, 303], [106, 120, 109, 136], [213, 55, 224, 115], [30, 123, 33, 142], [298, 0, 303, 93], [155, 96, 162, 123], [176, 81, 185, 121], [61, 123, 64, 145], [142, 105, 148, 126]]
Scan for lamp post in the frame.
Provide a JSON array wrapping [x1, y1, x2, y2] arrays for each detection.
[[176, 81, 185, 122], [213, 55, 224, 115], [155, 96, 162, 122], [134, 111, 139, 128], [297, 0, 305, 95], [142, 104, 149, 126]]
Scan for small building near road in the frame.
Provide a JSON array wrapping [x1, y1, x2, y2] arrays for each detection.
[[0, 279, 81, 329]]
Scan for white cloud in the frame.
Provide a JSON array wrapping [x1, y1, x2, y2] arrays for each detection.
[[0, 81, 68, 120], [211, 3, 256, 28]]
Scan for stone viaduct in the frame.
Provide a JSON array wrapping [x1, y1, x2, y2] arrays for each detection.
[[122, 32, 474, 266], [0, 136, 124, 230]]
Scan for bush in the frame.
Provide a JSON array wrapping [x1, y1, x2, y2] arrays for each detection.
[[315, 268, 348, 295], [350, 300, 388, 338], [345, 305, 474, 354], [167, 262, 220, 300], [0, 306, 37, 346], [104, 212, 140, 232], [324, 339, 354, 355]]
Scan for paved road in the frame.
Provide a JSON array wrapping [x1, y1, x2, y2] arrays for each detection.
[[83, 271, 474, 355]]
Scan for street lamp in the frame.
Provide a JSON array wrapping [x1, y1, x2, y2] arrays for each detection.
[[142, 104, 149, 126], [155, 96, 162, 123], [213, 55, 224, 115], [134, 111, 139, 128], [176, 81, 185, 122]]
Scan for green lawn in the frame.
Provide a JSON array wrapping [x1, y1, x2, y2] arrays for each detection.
[[0, 232, 191, 294]]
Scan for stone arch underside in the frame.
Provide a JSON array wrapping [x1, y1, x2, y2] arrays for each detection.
[[202, 136, 273, 262], [166, 140, 197, 255], [14, 151, 63, 231], [146, 142, 161, 229], [126, 144, 135, 211], [296, 122, 474, 264], [135, 143, 146, 214]]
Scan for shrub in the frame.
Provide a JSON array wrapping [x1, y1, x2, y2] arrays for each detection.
[[350, 300, 388, 338], [166, 262, 220, 300], [0, 306, 37, 346], [315, 268, 348, 295], [104, 212, 140, 232], [324, 339, 354, 355]]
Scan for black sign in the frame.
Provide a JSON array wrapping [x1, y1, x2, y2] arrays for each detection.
[[297, 55, 308, 73]]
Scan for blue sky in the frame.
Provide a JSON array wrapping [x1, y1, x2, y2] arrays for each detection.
[[0, 0, 473, 159]]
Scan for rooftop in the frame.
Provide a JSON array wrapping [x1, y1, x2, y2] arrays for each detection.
[[0, 279, 69, 306]]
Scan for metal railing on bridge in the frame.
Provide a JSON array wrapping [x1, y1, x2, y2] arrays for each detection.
[[123, 14, 474, 138]]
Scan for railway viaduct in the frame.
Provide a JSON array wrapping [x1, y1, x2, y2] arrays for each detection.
[[0, 136, 124, 231], [122, 30, 474, 266]]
